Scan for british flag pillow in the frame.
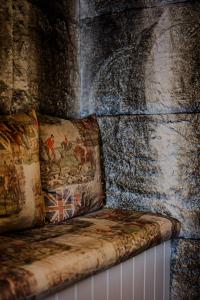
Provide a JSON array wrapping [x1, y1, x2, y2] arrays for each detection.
[[39, 115, 105, 223]]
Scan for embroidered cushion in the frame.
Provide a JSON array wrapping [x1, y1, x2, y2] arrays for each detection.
[[0, 209, 180, 300], [39, 115, 104, 223], [0, 110, 45, 233]]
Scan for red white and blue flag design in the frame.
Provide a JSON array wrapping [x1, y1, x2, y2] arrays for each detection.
[[44, 189, 81, 223]]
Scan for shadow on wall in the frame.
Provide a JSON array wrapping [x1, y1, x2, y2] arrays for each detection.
[[0, 0, 80, 117], [80, 2, 200, 116]]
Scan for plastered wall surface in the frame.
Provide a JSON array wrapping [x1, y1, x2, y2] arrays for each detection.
[[80, 1, 200, 116], [0, 0, 80, 117], [171, 239, 200, 300], [0, 1, 13, 112], [81, 1, 199, 298], [80, 0, 190, 19], [98, 114, 200, 239]]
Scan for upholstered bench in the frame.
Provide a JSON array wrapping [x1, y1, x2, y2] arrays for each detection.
[[0, 112, 180, 300], [0, 208, 180, 300]]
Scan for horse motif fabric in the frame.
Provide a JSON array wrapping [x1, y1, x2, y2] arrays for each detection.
[[0, 110, 45, 233], [39, 115, 104, 223], [0, 209, 180, 300]]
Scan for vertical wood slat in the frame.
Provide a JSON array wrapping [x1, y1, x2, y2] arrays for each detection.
[[132, 257, 135, 300], [107, 263, 121, 300], [77, 277, 92, 300], [93, 269, 107, 300], [58, 284, 75, 300], [106, 270, 109, 300], [164, 241, 171, 300], [44, 295, 56, 300], [155, 243, 165, 300], [145, 245, 156, 300], [134, 251, 145, 300], [122, 257, 134, 300], [44, 241, 171, 300], [144, 252, 146, 300]]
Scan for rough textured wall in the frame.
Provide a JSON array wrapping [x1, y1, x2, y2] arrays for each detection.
[[82, 0, 200, 249], [0, 1, 13, 112], [34, 0, 80, 117], [98, 114, 200, 239], [0, 1, 199, 299], [83, 1, 200, 299], [12, 0, 43, 113], [80, 1, 200, 116], [80, 0, 190, 19], [0, 0, 80, 117], [171, 239, 200, 300]]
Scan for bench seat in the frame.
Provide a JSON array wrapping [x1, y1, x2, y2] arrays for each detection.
[[0, 209, 180, 300]]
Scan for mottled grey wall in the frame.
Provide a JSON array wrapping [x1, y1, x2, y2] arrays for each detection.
[[80, 1, 200, 116], [0, 1, 199, 299], [171, 239, 200, 300], [83, 0, 200, 240], [0, 0, 80, 117], [81, 1, 200, 299], [0, 1, 13, 112], [34, 0, 81, 117], [80, 0, 190, 19], [98, 114, 200, 239]]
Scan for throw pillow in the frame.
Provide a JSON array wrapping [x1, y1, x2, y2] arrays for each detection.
[[39, 115, 104, 223], [0, 110, 45, 233]]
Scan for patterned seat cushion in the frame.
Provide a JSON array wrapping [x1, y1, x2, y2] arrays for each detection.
[[39, 115, 104, 223], [0, 208, 180, 300], [0, 110, 45, 233]]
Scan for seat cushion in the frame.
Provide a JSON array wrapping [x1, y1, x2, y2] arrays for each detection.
[[0, 209, 180, 300], [39, 115, 104, 223], [0, 110, 45, 233]]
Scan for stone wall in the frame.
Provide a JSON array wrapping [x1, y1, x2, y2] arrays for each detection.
[[80, 0, 200, 116], [0, 1, 13, 113], [98, 114, 200, 239], [81, 0, 200, 239], [171, 239, 199, 300], [0, 0, 80, 117], [79, 1, 200, 299], [0, 1, 199, 299]]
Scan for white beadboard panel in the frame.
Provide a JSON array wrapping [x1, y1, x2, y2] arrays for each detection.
[[107, 263, 122, 300], [145, 245, 155, 300], [77, 277, 92, 300], [43, 241, 171, 300], [155, 243, 165, 300], [93, 268, 107, 300], [58, 284, 75, 300], [164, 241, 171, 300], [134, 251, 145, 300], [122, 257, 134, 300], [144, 252, 147, 300], [132, 258, 135, 300], [106, 270, 109, 300], [44, 295, 56, 300]]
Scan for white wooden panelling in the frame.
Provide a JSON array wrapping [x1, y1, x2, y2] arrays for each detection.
[[122, 257, 134, 300], [93, 269, 107, 300], [77, 277, 92, 300], [134, 252, 145, 300], [44, 241, 171, 300], [145, 245, 155, 300], [155, 243, 165, 300], [108, 263, 122, 300], [164, 241, 171, 300], [57, 284, 74, 300]]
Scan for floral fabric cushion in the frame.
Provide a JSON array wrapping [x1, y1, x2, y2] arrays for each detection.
[[0, 110, 45, 233], [0, 209, 180, 299], [39, 115, 104, 223]]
